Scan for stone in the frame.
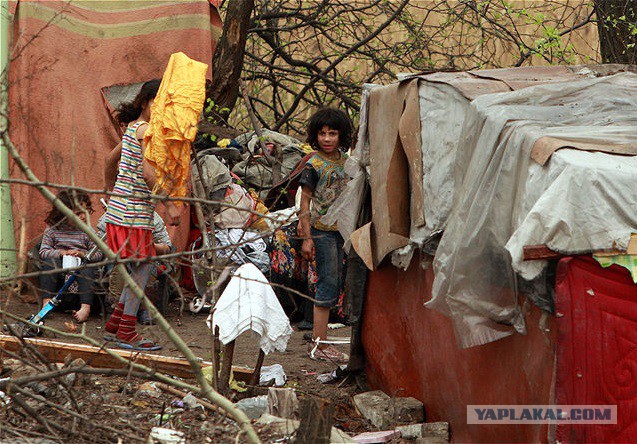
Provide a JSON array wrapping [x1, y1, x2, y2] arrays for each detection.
[[422, 421, 449, 441], [352, 391, 392, 429], [352, 430, 401, 443], [391, 396, 425, 425], [395, 423, 424, 439]]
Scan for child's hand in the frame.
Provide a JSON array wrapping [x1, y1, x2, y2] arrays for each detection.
[[301, 238, 315, 260], [66, 250, 86, 258], [154, 243, 170, 255]]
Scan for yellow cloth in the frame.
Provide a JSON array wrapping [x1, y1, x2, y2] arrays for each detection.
[[247, 189, 270, 232], [144, 52, 208, 204]]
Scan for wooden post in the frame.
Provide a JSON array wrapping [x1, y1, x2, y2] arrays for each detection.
[[217, 340, 235, 395], [294, 397, 334, 444], [249, 349, 266, 386]]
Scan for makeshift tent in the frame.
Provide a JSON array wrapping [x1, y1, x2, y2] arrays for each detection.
[[7, 0, 221, 251], [332, 65, 637, 442]]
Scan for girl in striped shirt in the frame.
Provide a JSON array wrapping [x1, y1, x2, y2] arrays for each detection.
[[103, 79, 180, 351], [39, 189, 103, 322]]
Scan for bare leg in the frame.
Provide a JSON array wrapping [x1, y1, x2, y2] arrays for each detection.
[[41, 298, 51, 309], [313, 306, 330, 350]]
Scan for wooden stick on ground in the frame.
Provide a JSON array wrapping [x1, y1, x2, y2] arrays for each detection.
[[0, 335, 253, 382]]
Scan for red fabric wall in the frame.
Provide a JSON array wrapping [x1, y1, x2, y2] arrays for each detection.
[[555, 256, 637, 443], [8, 0, 221, 252], [363, 257, 556, 443]]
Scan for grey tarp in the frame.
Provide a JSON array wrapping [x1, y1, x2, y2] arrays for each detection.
[[428, 73, 637, 348], [326, 68, 637, 349]]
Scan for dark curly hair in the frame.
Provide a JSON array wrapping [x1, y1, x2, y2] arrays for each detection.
[[115, 79, 161, 125], [306, 107, 353, 152], [45, 189, 94, 227]]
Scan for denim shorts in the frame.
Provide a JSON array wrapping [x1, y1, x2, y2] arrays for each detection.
[[311, 228, 344, 308]]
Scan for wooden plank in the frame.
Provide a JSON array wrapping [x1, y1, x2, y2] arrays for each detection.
[[522, 245, 563, 261], [0, 335, 253, 382], [524, 234, 637, 261]]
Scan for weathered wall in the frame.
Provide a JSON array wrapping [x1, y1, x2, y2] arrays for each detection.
[[363, 257, 556, 443]]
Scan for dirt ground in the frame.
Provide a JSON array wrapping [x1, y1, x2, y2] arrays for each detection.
[[0, 290, 371, 443]]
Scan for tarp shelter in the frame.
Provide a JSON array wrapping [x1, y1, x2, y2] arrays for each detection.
[[7, 0, 221, 251], [330, 65, 637, 442]]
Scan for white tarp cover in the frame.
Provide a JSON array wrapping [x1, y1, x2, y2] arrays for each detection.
[[428, 73, 637, 348]]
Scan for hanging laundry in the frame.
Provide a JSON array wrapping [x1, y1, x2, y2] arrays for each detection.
[[208, 263, 293, 354], [145, 52, 208, 202]]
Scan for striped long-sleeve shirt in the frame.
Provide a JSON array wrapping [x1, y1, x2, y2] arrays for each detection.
[[39, 225, 104, 262], [104, 121, 154, 229]]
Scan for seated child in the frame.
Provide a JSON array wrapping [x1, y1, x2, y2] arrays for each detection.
[[38, 190, 103, 322]]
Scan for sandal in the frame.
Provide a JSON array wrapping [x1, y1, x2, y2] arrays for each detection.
[[114, 338, 162, 351], [103, 333, 116, 342], [309, 345, 349, 364]]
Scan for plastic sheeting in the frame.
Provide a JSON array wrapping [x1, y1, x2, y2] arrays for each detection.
[[390, 81, 473, 268], [428, 73, 637, 348], [507, 149, 637, 281]]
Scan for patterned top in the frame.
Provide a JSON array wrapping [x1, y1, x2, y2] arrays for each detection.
[[39, 225, 103, 262], [298, 151, 349, 231], [104, 121, 154, 229]]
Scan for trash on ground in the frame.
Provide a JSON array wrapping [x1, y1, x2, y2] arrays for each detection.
[[147, 426, 186, 444], [317, 364, 348, 384], [267, 387, 299, 419], [138, 381, 162, 398], [260, 363, 287, 386], [235, 395, 268, 420], [328, 323, 347, 330], [182, 392, 204, 411]]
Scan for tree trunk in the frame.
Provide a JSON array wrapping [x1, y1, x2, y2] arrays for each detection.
[[594, 0, 637, 64], [208, 0, 255, 120]]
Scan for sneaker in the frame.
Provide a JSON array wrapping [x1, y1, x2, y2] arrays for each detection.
[[309, 345, 349, 364]]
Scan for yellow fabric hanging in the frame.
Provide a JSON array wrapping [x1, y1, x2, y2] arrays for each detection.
[[144, 52, 208, 204]]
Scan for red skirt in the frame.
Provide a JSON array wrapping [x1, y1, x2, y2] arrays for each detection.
[[106, 224, 156, 259]]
